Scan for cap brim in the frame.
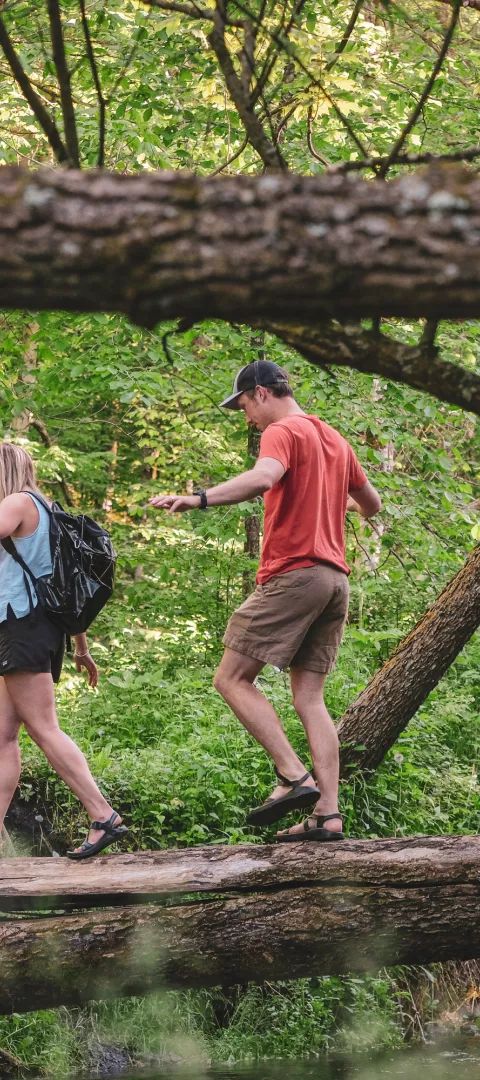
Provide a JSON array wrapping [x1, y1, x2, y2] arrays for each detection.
[[219, 391, 243, 409]]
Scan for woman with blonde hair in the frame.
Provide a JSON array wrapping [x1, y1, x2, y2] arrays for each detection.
[[0, 442, 127, 859]]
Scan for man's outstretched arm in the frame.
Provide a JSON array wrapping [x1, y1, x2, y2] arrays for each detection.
[[149, 457, 285, 513]]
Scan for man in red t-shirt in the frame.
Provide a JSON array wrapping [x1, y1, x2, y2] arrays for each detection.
[[150, 361, 381, 841]]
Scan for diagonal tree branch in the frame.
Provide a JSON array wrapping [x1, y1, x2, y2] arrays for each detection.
[[258, 320, 480, 417], [235, 0, 371, 162], [378, 0, 462, 177], [208, 1, 287, 171], [326, 0, 365, 72], [338, 544, 480, 775], [78, 0, 106, 168], [46, 0, 80, 167], [0, 15, 69, 164]]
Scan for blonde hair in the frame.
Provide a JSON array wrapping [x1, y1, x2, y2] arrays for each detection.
[[0, 443, 38, 503]]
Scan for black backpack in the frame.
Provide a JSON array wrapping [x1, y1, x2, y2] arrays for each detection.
[[1, 492, 116, 634]]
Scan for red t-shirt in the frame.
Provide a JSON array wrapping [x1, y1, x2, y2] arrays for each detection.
[[257, 414, 367, 584]]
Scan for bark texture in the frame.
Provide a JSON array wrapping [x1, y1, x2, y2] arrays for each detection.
[[0, 837, 479, 1013], [2, 164, 480, 331], [261, 320, 480, 416], [338, 545, 480, 773]]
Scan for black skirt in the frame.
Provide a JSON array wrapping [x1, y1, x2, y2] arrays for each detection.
[[0, 605, 65, 684]]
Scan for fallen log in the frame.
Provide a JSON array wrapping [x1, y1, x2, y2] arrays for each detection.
[[1, 837, 479, 1014]]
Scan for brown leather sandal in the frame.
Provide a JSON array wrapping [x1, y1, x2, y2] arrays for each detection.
[[66, 812, 129, 860], [246, 768, 320, 827], [276, 812, 344, 843]]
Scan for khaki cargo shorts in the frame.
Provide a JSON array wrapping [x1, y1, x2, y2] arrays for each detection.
[[223, 563, 349, 673]]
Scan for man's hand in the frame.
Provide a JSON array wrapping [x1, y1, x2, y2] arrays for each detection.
[[149, 494, 200, 513]]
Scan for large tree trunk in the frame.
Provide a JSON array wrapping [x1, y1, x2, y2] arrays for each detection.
[[2, 164, 480, 331], [338, 545, 480, 773], [0, 837, 479, 1014]]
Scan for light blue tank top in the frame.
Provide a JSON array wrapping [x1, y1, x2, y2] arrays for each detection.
[[0, 492, 53, 623]]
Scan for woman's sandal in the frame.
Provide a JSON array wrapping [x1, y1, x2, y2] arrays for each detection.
[[276, 812, 345, 843], [246, 768, 320, 827], [66, 812, 129, 861]]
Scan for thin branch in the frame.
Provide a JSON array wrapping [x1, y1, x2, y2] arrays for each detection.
[[142, 0, 243, 26], [29, 418, 74, 506], [78, 0, 106, 167], [330, 143, 480, 173], [378, 1, 462, 178], [326, 0, 365, 72], [274, 101, 297, 144], [209, 1, 287, 171], [251, 0, 308, 106], [435, 0, 480, 10], [306, 105, 331, 166], [234, 0, 371, 161], [46, 0, 80, 167], [258, 320, 480, 417], [240, 17, 255, 96], [210, 133, 249, 174], [0, 15, 69, 163]]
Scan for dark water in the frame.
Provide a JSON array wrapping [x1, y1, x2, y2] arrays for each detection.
[[117, 1040, 480, 1080]]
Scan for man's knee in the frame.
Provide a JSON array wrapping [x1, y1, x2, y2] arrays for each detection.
[[213, 667, 226, 697], [292, 686, 325, 718]]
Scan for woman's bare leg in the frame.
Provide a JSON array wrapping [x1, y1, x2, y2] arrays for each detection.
[[4, 671, 119, 846], [0, 678, 21, 836]]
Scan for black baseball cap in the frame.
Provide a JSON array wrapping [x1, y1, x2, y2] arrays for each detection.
[[220, 360, 290, 409]]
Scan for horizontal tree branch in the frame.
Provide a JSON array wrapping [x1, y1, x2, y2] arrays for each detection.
[[2, 163, 480, 349], [331, 144, 480, 174], [261, 320, 480, 416]]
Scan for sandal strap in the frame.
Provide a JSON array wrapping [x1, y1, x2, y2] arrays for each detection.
[[274, 767, 311, 788], [90, 812, 120, 833], [314, 813, 342, 825]]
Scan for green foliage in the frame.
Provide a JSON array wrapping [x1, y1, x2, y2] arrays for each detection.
[[0, 1, 479, 1074]]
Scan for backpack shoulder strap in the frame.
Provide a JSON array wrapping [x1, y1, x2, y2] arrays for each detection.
[[22, 489, 53, 515], [0, 535, 38, 586]]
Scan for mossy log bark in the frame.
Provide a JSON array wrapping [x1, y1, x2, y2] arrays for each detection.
[[0, 837, 479, 1014], [338, 544, 480, 773]]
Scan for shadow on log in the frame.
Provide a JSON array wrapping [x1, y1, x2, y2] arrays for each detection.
[[1, 837, 479, 1014]]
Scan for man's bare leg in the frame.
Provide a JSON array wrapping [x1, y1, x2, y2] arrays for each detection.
[[213, 648, 316, 800], [277, 667, 342, 836]]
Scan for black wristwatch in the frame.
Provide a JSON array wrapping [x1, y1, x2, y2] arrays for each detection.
[[194, 488, 208, 510]]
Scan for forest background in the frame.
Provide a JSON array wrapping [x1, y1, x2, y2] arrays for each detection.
[[0, 0, 479, 1074]]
